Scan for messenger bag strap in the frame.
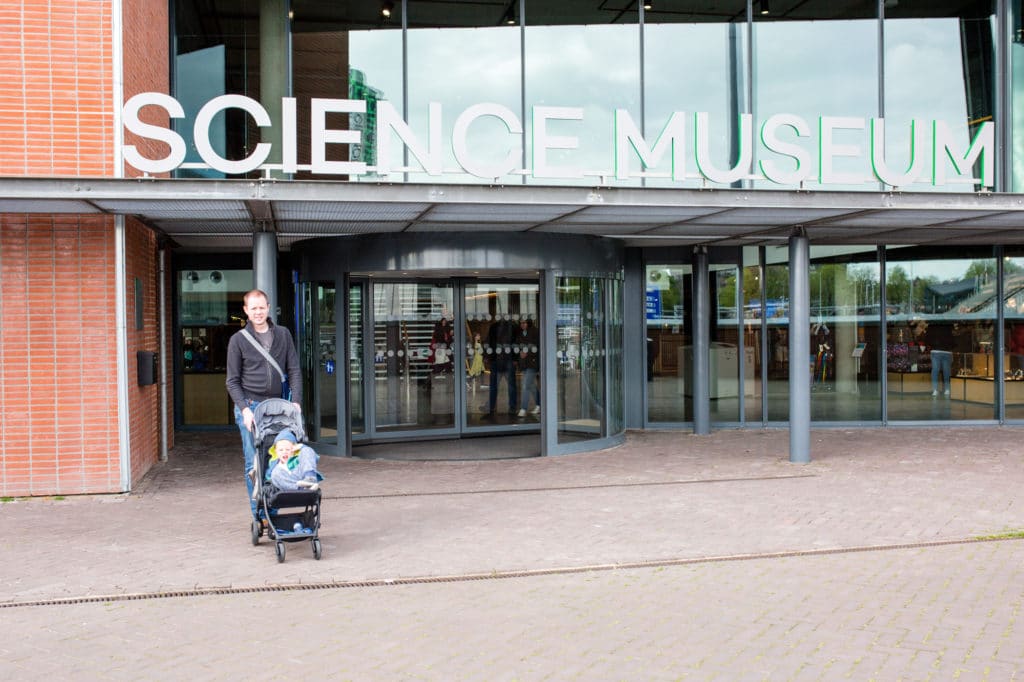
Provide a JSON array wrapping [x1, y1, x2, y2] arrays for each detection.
[[239, 329, 286, 382]]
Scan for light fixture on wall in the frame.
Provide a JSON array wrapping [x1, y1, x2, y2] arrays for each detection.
[[760, 0, 770, 15], [643, 1, 653, 10], [502, 4, 516, 25], [381, 1, 394, 18]]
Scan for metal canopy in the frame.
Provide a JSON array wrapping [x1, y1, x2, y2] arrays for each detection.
[[1, 177, 1022, 251]]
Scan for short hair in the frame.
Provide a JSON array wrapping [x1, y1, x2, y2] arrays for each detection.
[[243, 289, 269, 306]]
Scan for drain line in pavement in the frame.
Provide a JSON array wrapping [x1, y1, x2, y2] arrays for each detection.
[[328, 473, 818, 500], [2, 535, 1017, 611]]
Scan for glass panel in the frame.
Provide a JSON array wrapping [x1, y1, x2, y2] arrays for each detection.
[[316, 285, 338, 444], [1013, 0, 1024, 191], [295, 2, 403, 181], [406, 4, 521, 184], [525, 5, 640, 187], [349, 284, 365, 435], [883, 1, 995, 192], [885, 246, 997, 420], [809, 247, 882, 422], [643, 4, 747, 188], [711, 264, 742, 422], [373, 282, 455, 431], [646, 264, 690, 423], [179, 268, 251, 426], [1004, 251, 1024, 419], [557, 277, 607, 442], [753, 2, 879, 191], [173, 2, 404, 180], [607, 279, 624, 436], [463, 282, 541, 427], [765, 247, 790, 422], [173, 3, 254, 178], [742, 247, 764, 423]]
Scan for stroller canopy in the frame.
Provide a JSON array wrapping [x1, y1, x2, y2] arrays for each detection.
[[252, 398, 306, 443]]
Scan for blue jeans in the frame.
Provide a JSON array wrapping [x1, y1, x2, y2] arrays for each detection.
[[488, 362, 517, 413], [519, 367, 539, 411], [931, 350, 952, 393], [235, 404, 259, 517]]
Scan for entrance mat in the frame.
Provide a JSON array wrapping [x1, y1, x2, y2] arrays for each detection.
[[352, 435, 540, 461]]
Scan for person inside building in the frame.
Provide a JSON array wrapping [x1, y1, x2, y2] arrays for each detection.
[[267, 429, 321, 493], [429, 315, 455, 422], [516, 317, 541, 417], [486, 316, 517, 417], [225, 289, 303, 518]]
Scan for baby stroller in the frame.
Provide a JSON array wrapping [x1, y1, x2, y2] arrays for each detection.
[[249, 398, 323, 562]]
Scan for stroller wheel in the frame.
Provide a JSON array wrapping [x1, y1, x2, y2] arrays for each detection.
[[312, 539, 322, 560], [275, 541, 286, 563], [250, 518, 261, 546]]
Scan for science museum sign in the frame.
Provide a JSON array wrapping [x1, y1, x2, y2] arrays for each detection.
[[122, 93, 994, 188]]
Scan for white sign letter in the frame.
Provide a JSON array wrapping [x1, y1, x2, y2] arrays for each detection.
[[194, 95, 272, 174], [122, 93, 186, 174], [311, 98, 367, 175], [694, 112, 753, 185], [759, 114, 812, 185], [532, 106, 583, 179], [615, 110, 687, 181], [869, 118, 928, 188], [932, 120, 994, 188], [452, 103, 522, 178], [375, 100, 443, 176], [819, 116, 865, 185], [282, 97, 297, 174]]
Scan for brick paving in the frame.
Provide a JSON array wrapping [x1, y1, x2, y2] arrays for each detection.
[[2, 426, 1024, 679]]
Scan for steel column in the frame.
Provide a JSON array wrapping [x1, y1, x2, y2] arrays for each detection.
[[253, 232, 279, 319], [789, 230, 811, 463], [692, 247, 710, 435]]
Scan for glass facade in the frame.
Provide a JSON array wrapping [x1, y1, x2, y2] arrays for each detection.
[[371, 282, 455, 432], [556, 276, 608, 443], [168, 1, 1024, 446], [885, 246, 998, 420], [171, 0, 1000, 191]]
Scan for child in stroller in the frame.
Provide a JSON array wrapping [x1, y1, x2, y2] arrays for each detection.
[[267, 429, 320, 492], [250, 399, 323, 563]]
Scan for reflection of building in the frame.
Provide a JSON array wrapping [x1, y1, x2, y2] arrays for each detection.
[[9, 1, 1024, 496], [924, 279, 979, 313], [348, 68, 381, 167]]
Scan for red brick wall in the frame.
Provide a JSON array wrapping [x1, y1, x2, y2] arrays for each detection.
[[0, 1, 115, 176], [0, 214, 119, 495], [0, 2, 174, 496], [125, 218, 166, 488], [122, 0, 170, 178]]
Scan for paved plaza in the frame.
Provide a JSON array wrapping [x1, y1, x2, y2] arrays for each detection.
[[2, 426, 1024, 680]]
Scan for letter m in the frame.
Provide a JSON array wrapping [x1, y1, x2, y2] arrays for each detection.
[[615, 110, 687, 181], [932, 120, 994, 189]]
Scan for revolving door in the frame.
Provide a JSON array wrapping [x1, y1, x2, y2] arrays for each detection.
[[293, 233, 626, 458], [353, 279, 542, 440]]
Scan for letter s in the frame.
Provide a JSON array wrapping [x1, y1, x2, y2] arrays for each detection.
[[122, 93, 187, 174]]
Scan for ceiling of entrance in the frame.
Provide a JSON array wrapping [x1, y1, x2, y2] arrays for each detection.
[[3, 177, 1024, 251]]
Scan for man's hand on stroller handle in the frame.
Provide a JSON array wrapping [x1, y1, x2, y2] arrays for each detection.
[[242, 406, 255, 431]]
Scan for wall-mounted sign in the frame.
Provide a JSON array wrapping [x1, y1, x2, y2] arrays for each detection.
[[121, 93, 994, 189]]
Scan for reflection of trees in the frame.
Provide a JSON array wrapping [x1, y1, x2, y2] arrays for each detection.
[[886, 266, 940, 313]]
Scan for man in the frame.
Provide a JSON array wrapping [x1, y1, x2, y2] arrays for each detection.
[[486, 316, 517, 416], [516, 317, 540, 417], [225, 289, 302, 516]]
